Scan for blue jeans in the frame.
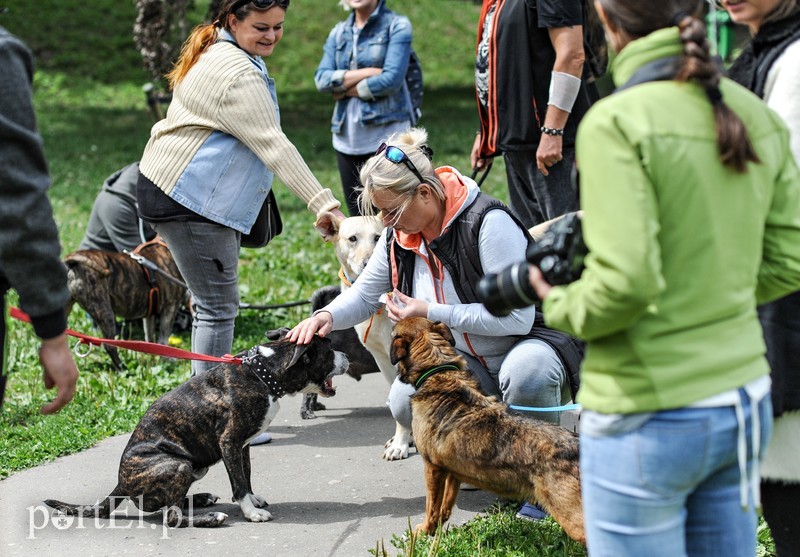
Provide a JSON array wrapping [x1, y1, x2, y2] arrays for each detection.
[[152, 220, 240, 375], [388, 338, 570, 427], [579, 392, 773, 557]]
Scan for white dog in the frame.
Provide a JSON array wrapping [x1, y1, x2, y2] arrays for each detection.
[[317, 213, 412, 461]]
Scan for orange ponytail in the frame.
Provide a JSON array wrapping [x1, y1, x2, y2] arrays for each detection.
[[165, 23, 219, 90]]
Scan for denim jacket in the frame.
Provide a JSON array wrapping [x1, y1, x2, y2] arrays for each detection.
[[169, 38, 279, 234], [314, 0, 414, 133]]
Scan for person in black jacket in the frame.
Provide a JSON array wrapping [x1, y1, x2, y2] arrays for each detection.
[[725, 2, 800, 555], [469, 0, 597, 228], [0, 25, 79, 414]]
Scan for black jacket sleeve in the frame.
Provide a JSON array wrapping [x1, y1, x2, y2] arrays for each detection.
[[0, 27, 68, 339]]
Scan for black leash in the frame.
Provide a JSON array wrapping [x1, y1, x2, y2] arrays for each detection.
[[239, 299, 310, 310], [470, 166, 492, 188]]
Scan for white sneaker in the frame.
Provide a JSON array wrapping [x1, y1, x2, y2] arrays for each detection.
[[250, 432, 272, 446]]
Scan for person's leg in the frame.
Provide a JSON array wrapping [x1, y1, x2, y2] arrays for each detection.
[[581, 398, 772, 557], [530, 147, 579, 223], [685, 393, 773, 557], [761, 480, 800, 557], [497, 338, 568, 425], [503, 151, 542, 229], [335, 151, 371, 217], [152, 220, 240, 375], [580, 411, 694, 557]]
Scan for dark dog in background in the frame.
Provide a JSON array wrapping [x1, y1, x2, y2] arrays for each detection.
[[390, 317, 585, 544], [45, 334, 349, 527], [64, 239, 187, 369], [299, 285, 381, 419]]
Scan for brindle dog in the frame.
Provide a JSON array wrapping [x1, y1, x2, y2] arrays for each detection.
[[64, 239, 187, 369], [390, 317, 585, 544], [45, 335, 349, 528]]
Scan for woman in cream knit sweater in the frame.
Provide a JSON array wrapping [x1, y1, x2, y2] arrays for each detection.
[[137, 0, 345, 376]]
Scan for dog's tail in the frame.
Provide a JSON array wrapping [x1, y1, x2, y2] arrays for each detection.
[[44, 485, 126, 518]]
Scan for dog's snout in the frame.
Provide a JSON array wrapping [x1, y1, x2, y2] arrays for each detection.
[[332, 351, 349, 375]]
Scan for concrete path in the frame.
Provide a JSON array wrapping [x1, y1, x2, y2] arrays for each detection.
[[0, 372, 500, 556]]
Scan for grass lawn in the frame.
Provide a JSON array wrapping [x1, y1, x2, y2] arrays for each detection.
[[0, 1, 776, 555]]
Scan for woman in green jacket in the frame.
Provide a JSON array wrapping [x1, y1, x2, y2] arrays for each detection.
[[528, 0, 800, 555]]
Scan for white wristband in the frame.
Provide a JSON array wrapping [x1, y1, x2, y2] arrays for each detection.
[[548, 71, 582, 113]]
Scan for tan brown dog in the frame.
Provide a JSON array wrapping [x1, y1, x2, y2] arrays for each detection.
[[316, 213, 412, 461], [390, 317, 585, 544], [64, 239, 187, 370]]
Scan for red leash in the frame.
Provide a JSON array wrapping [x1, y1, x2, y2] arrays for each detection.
[[9, 306, 243, 365]]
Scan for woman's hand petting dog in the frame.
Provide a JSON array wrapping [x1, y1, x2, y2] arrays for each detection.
[[288, 311, 334, 345], [385, 289, 428, 322]]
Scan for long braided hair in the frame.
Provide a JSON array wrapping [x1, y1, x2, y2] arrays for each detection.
[[598, 0, 760, 172]]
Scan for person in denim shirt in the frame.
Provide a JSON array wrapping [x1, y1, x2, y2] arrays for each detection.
[[137, 0, 345, 381], [315, 0, 417, 215]]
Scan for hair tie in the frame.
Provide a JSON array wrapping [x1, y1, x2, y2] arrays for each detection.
[[706, 85, 723, 105], [672, 11, 690, 26], [419, 145, 433, 161]]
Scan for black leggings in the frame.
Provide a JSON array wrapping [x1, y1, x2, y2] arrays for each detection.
[[335, 151, 373, 217], [762, 480, 800, 557]]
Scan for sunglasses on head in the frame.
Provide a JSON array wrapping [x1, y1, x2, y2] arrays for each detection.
[[375, 143, 433, 185], [229, 0, 290, 14]]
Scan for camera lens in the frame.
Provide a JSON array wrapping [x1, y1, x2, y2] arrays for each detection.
[[477, 261, 539, 317]]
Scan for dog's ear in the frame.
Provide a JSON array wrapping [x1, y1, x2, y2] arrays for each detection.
[[432, 321, 456, 346], [265, 327, 290, 341], [390, 334, 410, 366], [314, 211, 342, 242], [287, 342, 311, 368]]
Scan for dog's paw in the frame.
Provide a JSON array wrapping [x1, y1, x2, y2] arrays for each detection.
[[245, 508, 273, 523], [202, 512, 228, 527], [239, 495, 273, 522], [248, 493, 268, 508], [300, 409, 317, 420], [189, 492, 220, 508], [383, 437, 410, 461]]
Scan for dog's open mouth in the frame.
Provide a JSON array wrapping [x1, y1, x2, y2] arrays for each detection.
[[321, 377, 337, 397]]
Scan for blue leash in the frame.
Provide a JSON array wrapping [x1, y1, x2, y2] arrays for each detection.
[[509, 403, 582, 413]]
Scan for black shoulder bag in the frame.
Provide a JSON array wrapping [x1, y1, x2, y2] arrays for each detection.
[[241, 189, 283, 248]]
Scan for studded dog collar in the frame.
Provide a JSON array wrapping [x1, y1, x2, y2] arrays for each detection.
[[242, 346, 286, 401]]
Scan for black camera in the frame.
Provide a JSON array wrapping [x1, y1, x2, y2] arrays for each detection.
[[477, 212, 587, 317]]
